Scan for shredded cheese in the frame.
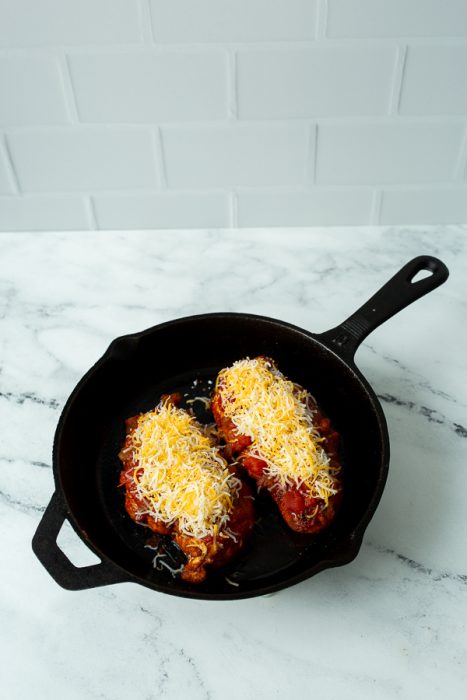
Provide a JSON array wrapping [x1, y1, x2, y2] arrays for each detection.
[[216, 357, 340, 505], [128, 399, 241, 539], [186, 396, 211, 409]]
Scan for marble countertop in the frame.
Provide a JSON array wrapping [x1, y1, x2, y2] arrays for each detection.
[[1, 226, 466, 699]]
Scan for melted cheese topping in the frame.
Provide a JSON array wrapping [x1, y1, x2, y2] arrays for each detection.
[[216, 357, 340, 504], [128, 400, 241, 539]]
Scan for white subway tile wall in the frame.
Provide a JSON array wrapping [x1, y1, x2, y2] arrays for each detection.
[[0, 55, 69, 126], [0, 0, 141, 47], [0, 195, 91, 231], [8, 129, 159, 191], [148, 0, 318, 43], [326, 0, 467, 38], [237, 190, 374, 227], [237, 47, 396, 119], [399, 45, 467, 116], [0, 0, 466, 230], [93, 193, 230, 229], [316, 123, 464, 184], [162, 124, 310, 187], [380, 189, 467, 224], [68, 51, 228, 123]]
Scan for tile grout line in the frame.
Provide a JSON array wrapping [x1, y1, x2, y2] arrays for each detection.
[[58, 52, 81, 124], [3, 38, 467, 53], [389, 44, 408, 115], [229, 191, 239, 227], [370, 190, 383, 224], [84, 196, 99, 230], [316, 0, 329, 39], [227, 49, 238, 120], [151, 127, 167, 189], [2, 184, 465, 199], [310, 123, 319, 184], [453, 123, 467, 180], [4, 117, 467, 134], [139, 0, 156, 44], [1, 134, 21, 194]]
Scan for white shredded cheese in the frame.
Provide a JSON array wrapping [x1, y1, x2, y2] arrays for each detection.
[[216, 357, 340, 505], [128, 400, 241, 539]]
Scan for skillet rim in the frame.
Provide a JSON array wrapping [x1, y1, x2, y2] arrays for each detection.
[[51, 311, 390, 599]]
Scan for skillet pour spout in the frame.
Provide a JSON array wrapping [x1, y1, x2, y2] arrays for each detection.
[[32, 256, 449, 599]]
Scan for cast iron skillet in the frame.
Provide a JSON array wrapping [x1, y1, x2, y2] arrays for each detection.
[[32, 256, 449, 600]]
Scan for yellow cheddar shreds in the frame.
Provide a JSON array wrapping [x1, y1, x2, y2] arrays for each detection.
[[128, 400, 240, 539], [216, 358, 340, 504]]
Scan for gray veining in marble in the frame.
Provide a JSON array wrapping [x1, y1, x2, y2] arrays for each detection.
[[1, 226, 466, 699]]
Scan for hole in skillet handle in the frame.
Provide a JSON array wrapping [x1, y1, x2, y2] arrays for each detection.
[[318, 256, 449, 361], [32, 491, 130, 590], [56, 520, 101, 568], [410, 268, 434, 284]]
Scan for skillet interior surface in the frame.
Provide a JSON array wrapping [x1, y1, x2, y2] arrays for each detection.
[[55, 314, 388, 598]]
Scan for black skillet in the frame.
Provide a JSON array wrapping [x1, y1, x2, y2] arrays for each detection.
[[32, 256, 449, 600]]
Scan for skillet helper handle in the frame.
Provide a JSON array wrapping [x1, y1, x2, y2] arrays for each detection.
[[319, 256, 449, 361], [32, 491, 129, 590]]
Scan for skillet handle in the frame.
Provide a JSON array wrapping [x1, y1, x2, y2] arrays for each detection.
[[318, 256, 449, 361], [32, 491, 130, 590]]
